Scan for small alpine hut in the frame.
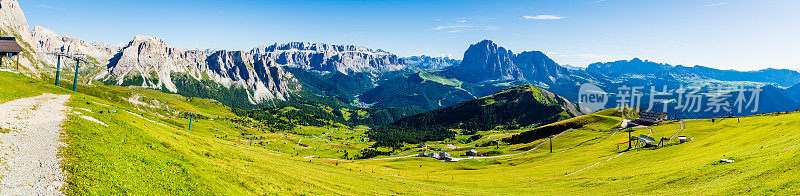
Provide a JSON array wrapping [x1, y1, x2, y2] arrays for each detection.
[[635, 110, 668, 126], [466, 149, 478, 156], [0, 37, 23, 70]]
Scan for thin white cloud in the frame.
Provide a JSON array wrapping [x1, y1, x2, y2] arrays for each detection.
[[590, 0, 606, 4], [36, 4, 65, 11], [523, 15, 565, 20], [665, 39, 692, 46], [432, 25, 472, 31], [706, 2, 728, 6], [483, 26, 501, 30], [432, 18, 500, 33], [435, 26, 500, 33]]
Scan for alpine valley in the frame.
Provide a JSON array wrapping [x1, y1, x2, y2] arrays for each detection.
[[2, 0, 800, 194]]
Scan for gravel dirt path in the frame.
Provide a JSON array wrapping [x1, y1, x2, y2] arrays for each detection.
[[0, 93, 71, 195]]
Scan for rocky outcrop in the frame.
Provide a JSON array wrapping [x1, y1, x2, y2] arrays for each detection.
[[31, 26, 119, 67], [444, 40, 568, 84], [446, 40, 522, 82], [251, 42, 405, 74], [0, 0, 27, 34], [103, 35, 200, 92], [0, 0, 45, 74], [401, 55, 459, 70], [102, 35, 299, 104], [0, 1, 118, 77], [203, 50, 297, 103]]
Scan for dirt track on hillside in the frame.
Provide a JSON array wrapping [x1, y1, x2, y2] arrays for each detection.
[[0, 93, 71, 195]]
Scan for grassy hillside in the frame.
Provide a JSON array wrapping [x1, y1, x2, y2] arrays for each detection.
[[4, 71, 800, 194], [0, 72, 457, 194], [359, 71, 476, 111], [362, 111, 800, 194], [504, 108, 624, 144], [370, 84, 583, 146]]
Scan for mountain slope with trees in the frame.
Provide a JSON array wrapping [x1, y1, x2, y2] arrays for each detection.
[[369, 84, 584, 146]]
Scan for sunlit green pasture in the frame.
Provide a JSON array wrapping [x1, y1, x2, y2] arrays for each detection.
[[3, 71, 800, 194]]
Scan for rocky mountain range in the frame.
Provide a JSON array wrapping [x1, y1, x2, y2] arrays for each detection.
[[104, 35, 301, 104], [251, 42, 405, 74], [3, 0, 800, 119], [31, 26, 119, 68], [0, 0, 409, 106]]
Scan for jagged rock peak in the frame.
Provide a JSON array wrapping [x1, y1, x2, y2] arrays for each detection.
[[125, 35, 175, 53], [0, 0, 29, 35], [445, 40, 567, 84], [446, 40, 521, 82], [31, 26, 119, 64]]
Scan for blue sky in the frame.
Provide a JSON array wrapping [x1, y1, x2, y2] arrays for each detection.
[[20, 0, 800, 71]]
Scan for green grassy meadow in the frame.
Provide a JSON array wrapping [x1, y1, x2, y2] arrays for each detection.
[[2, 71, 800, 194]]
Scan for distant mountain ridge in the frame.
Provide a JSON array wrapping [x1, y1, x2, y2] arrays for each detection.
[[587, 58, 800, 87], [787, 83, 800, 102], [401, 55, 460, 70], [560, 64, 584, 70]]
